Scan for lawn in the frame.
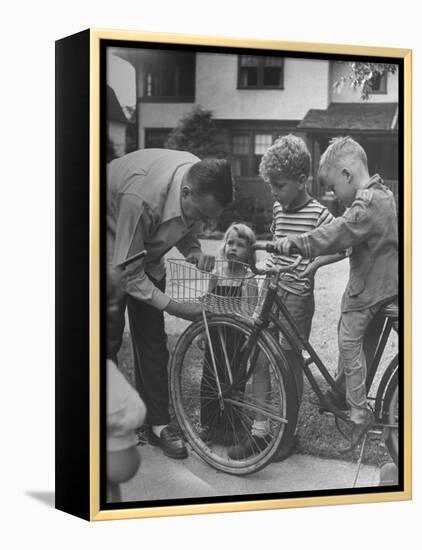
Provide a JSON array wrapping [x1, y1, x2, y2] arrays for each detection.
[[117, 240, 398, 467]]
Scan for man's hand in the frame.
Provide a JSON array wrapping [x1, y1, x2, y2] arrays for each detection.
[[186, 251, 215, 272], [164, 300, 203, 322], [274, 237, 292, 256]]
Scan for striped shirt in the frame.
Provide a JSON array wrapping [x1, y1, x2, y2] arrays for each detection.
[[266, 198, 334, 295]]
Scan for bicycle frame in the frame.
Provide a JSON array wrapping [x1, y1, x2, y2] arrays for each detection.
[[220, 271, 396, 424]]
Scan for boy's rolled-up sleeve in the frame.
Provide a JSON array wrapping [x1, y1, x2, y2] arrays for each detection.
[[111, 194, 171, 310], [290, 199, 373, 258]]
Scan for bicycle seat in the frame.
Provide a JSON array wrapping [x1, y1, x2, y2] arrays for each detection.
[[381, 298, 399, 332]]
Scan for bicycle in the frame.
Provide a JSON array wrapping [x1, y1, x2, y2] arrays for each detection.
[[167, 244, 399, 475]]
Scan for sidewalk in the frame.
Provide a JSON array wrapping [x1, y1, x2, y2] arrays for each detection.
[[120, 444, 380, 503]]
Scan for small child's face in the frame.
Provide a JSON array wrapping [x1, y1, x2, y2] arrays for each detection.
[[268, 173, 304, 210], [224, 230, 249, 262]]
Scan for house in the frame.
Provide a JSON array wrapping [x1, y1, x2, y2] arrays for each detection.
[[111, 48, 399, 210]]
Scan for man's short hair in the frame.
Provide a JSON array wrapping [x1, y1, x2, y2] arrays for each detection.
[[259, 134, 311, 182], [319, 136, 368, 173], [189, 158, 234, 206]]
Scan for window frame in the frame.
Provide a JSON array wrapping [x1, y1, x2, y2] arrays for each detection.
[[230, 130, 279, 177], [141, 52, 196, 102], [237, 55, 285, 90]]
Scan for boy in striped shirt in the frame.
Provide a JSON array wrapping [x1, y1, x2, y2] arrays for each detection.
[[228, 135, 345, 461], [262, 135, 345, 401]]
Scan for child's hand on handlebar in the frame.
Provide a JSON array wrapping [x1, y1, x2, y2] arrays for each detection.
[[274, 237, 292, 256], [297, 260, 317, 280]]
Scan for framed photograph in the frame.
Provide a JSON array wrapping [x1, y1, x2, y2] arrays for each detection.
[[55, 28, 412, 521]]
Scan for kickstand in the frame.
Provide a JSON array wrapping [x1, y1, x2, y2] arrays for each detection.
[[352, 433, 368, 488]]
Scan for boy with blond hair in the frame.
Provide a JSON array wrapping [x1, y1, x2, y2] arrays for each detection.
[[276, 136, 398, 450]]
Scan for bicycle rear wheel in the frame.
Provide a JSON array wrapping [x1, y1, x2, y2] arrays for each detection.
[[383, 364, 399, 465], [170, 315, 298, 475]]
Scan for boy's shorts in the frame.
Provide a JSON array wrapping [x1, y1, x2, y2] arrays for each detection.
[[269, 288, 315, 350]]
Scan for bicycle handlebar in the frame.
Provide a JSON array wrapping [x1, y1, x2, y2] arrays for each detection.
[[253, 242, 302, 256], [249, 242, 303, 275]]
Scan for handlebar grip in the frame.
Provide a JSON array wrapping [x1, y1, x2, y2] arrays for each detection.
[[254, 243, 302, 256]]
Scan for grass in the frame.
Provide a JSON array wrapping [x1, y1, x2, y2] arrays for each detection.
[[117, 240, 398, 467]]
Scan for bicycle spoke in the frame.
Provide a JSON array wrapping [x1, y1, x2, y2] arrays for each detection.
[[171, 315, 297, 474], [224, 397, 288, 424], [230, 392, 283, 418], [217, 326, 233, 384]]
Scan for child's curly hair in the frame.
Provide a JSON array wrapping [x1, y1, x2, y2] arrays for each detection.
[[259, 134, 311, 183]]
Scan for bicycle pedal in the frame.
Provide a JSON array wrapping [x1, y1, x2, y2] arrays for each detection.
[[318, 409, 344, 418], [368, 428, 383, 436]]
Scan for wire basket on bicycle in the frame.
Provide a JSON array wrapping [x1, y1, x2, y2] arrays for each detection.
[[167, 258, 266, 318]]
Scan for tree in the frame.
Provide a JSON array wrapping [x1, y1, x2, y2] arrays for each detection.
[[334, 62, 397, 100], [164, 105, 229, 158]]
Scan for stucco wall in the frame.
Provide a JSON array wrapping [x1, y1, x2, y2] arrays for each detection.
[[329, 61, 399, 103], [195, 53, 330, 119], [137, 53, 331, 146]]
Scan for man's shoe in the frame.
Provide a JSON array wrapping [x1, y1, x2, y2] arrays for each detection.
[[149, 426, 188, 459], [228, 434, 269, 460], [340, 410, 375, 453]]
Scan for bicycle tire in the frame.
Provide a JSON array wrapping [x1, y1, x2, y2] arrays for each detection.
[[170, 315, 298, 475], [382, 358, 399, 465]]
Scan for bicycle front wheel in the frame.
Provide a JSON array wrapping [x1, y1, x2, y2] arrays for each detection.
[[170, 315, 298, 475]]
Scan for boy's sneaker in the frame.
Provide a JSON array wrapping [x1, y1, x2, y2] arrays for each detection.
[[340, 409, 375, 453], [227, 434, 269, 460], [317, 389, 349, 413]]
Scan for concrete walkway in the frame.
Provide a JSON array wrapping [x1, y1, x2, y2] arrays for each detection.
[[120, 444, 380, 504]]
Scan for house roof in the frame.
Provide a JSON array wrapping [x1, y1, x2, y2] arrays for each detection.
[[298, 102, 398, 132], [107, 85, 128, 125]]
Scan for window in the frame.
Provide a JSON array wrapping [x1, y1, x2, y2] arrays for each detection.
[[238, 55, 284, 89], [143, 52, 195, 101], [231, 132, 277, 177], [368, 71, 387, 94], [232, 133, 250, 177], [144, 128, 172, 148], [254, 134, 273, 173]]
